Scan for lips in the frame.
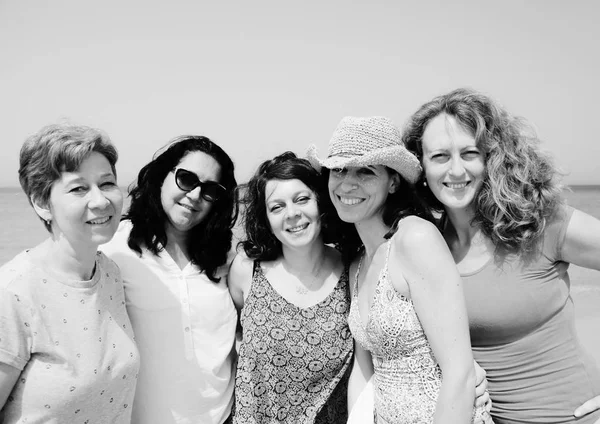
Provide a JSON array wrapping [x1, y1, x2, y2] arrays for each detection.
[[87, 216, 111, 225], [337, 195, 364, 206], [443, 182, 470, 189], [287, 223, 309, 233], [178, 203, 199, 212]]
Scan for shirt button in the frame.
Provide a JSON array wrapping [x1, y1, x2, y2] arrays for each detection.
[[184, 327, 190, 332]]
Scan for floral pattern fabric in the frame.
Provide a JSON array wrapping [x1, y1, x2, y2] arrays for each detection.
[[232, 261, 353, 424], [347, 241, 492, 424]]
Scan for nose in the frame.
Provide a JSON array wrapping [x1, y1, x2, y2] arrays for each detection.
[[285, 204, 301, 219], [88, 186, 111, 209], [448, 156, 466, 177], [186, 185, 202, 201], [339, 172, 359, 191]]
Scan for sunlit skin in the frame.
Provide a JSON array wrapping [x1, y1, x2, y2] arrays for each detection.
[[265, 179, 322, 250], [421, 113, 485, 216], [160, 150, 222, 238], [327, 165, 399, 226], [41, 151, 123, 251]]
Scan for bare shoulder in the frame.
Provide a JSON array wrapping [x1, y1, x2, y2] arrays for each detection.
[[393, 216, 443, 252], [228, 251, 254, 290]]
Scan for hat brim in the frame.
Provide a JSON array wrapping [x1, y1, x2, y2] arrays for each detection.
[[306, 144, 422, 184]]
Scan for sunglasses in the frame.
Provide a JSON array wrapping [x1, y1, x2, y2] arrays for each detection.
[[174, 168, 226, 202]]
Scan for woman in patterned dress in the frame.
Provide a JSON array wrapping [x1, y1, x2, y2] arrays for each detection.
[[228, 152, 354, 423], [0, 123, 139, 423], [307, 116, 492, 423]]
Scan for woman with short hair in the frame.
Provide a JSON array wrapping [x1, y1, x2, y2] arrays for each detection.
[[0, 123, 139, 423]]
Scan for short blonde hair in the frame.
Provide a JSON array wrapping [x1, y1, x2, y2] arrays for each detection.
[[18, 123, 118, 232]]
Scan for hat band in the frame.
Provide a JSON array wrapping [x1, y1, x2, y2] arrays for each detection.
[[327, 150, 364, 159]]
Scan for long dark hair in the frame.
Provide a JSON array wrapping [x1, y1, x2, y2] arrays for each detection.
[[238, 151, 341, 261], [124, 135, 238, 282]]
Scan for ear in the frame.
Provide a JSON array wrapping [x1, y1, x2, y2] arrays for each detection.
[[388, 173, 401, 194], [31, 196, 52, 223]]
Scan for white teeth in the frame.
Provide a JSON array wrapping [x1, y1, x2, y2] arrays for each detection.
[[88, 217, 110, 225], [288, 224, 308, 233], [339, 197, 363, 205], [445, 182, 468, 189], [179, 204, 196, 211]]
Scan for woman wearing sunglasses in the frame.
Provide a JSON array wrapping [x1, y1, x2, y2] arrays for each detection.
[[101, 135, 239, 424]]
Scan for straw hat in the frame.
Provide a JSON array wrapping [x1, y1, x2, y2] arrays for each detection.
[[306, 116, 422, 184]]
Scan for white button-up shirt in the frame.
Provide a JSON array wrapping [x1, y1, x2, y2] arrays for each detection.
[[101, 221, 236, 424]]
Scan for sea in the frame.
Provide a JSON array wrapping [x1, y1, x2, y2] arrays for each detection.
[[1, 185, 600, 270]]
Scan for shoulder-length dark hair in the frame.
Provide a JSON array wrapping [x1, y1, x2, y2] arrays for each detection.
[[124, 135, 238, 282], [323, 167, 434, 262], [238, 151, 341, 261], [403, 87, 562, 256]]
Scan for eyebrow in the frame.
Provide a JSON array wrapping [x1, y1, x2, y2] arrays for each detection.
[[64, 172, 115, 183], [266, 190, 311, 204]]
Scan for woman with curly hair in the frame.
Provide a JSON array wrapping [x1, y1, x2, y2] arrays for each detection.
[[228, 152, 353, 423], [101, 136, 238, 424], [403, 88, 600, 423]]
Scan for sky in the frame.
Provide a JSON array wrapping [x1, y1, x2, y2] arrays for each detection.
[[1, 0, 599, 188]]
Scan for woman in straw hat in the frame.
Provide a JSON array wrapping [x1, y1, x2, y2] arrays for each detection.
[[402, 88, 600, 423], [228, 152, 353, 423], [101, 135, 238, 424], [307, 116, 492, 423]]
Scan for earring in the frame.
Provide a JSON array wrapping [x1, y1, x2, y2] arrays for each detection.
[[423, 181, 428, 187], [45, 219, 51, 226]]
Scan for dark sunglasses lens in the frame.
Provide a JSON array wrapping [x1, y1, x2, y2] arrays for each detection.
[[175, 169, 199, 191], [201, 183, 225, 202]]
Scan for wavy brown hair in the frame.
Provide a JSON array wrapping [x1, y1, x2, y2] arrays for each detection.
[[238, 151, 343, 261], [403, 87, 563, 256]]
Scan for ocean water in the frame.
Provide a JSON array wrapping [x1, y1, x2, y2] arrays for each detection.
[[1, 186, 600, 268]]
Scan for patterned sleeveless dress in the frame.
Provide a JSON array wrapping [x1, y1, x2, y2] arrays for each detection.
[[347, 241, 492, 424], [232, 261, 353, 424]]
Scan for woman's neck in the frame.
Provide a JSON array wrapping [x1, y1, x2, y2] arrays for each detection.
[[354, 216, 389, 259], [444, 207, 479, 246], [37, 237, 98, 281], [164, 226, 191, 270], [280, 239, 326, 277]]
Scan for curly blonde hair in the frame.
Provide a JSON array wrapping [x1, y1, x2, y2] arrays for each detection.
[[403, 88, 563, 256]]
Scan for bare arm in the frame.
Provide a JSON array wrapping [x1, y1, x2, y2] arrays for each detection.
[[562, 208, 600, 270], [227, 253, 254, 311], [0, 363, 20, 408], [391, 217, 474, 424], [347, 340, 374, 413], [563, 210, 600, 421]]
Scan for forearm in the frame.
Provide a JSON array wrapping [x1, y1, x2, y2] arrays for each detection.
[[433, 369, 476, 424], [347, 360, 368, 412]]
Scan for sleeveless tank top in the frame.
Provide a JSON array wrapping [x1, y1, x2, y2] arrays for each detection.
[[347, 240, 492, 423], [232, 261, 353, 423]]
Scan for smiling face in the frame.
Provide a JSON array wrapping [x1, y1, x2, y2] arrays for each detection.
[[328, 165, 399, 225], [265, 178, 322, 250], [421, 113, 485, 214], [160, 150, 222, 237], [41, 151, 123, 250]]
